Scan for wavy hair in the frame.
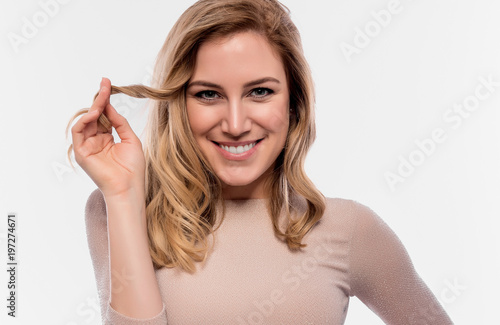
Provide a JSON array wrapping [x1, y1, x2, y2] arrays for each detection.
[[66, 0, 325, 273]]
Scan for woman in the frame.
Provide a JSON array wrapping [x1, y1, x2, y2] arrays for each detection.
[[68, 0, 454, 324]]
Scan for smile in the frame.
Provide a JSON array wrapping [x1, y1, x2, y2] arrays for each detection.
[[212, 139, 263, 160], [219, 142, 257, 154]]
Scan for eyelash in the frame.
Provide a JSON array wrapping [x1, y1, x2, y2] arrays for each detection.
[[194, 88, 274, 102]]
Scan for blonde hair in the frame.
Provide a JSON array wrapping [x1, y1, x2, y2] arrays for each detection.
[[66, 0, 325, 273]]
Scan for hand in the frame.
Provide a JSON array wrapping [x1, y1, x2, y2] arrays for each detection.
[[71, 78, 146, 198]]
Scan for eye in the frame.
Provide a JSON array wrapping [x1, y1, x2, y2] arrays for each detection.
[[195, 90, 222, 102], [249, 88, 273, 98]]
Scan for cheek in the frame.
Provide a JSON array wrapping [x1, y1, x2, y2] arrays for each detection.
[[267, 111, 289, 132], [187, 106, 216, 137], [258, 100, 289, 133]]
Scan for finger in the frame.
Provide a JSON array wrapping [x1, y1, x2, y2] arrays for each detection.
[[71, 109, 100, 148], [72, 78, 113, 156], [84, 80, 111, 138], [103, 102, 140, 145], [99, 77, 112, 109], [90, 80, 110, 114]]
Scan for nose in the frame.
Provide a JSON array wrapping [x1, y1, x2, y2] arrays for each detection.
[[220, 99, 251, 136]]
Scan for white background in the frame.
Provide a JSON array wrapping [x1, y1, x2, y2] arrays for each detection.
[[1, 0, 499, 324]]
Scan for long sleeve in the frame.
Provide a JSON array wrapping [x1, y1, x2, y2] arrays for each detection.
[[84, 188, 168, 325], [348, 201, 454, 324]]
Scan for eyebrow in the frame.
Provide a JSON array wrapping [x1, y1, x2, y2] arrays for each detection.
[[187, 77, 280, 90]]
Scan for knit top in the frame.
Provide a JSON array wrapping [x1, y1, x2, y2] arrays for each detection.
[[84, 189, 453, 324]]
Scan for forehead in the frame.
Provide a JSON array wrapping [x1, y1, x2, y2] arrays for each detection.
[[191, 31, 286, 84]]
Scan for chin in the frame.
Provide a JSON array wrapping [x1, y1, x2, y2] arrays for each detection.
[[220, 177, 255, 187], [217, 167, 272, 197], [218, 171, 262, 187]]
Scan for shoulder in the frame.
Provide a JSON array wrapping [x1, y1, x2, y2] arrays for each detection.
[[317, 197, 399, 253], [325, 200, 452, 323], [301, 197, 386, 251], [329, 198, 413, 287], [323, 197, 375, 215], [320, 197, 384, 232]]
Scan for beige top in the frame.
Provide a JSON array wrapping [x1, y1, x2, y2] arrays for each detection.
[[84, 189, 453, 324]]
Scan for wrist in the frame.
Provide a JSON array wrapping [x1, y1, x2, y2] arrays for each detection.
[[101, 181, 146, 202], [103, 187, 147, 223]]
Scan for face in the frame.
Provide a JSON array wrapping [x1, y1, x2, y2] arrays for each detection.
[[186, 31, 290, 199]]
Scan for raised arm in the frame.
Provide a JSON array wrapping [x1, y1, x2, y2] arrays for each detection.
[[348, 202, 454, 324], [73, 78, 166, 323]]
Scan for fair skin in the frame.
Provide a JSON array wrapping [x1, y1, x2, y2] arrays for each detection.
[[187, 31, 290, 199], [71, 78, 163, 317], [71, 31, 290, 317]]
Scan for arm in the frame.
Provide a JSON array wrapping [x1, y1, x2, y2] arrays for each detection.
[[106, 189, 164, 317], [85, 189, 167, 324], [73, 78, 166, 323], [348, 202, 453, 324]]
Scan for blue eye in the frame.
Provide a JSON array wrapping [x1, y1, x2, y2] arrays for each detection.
[[250, 88, 273, 98], [196, 90, 221, 101]]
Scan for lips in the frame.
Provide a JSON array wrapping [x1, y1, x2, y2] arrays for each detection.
[[211, 139, 263, 159]]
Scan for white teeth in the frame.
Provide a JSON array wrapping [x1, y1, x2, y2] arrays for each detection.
[[219, 142, 257, 154]]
